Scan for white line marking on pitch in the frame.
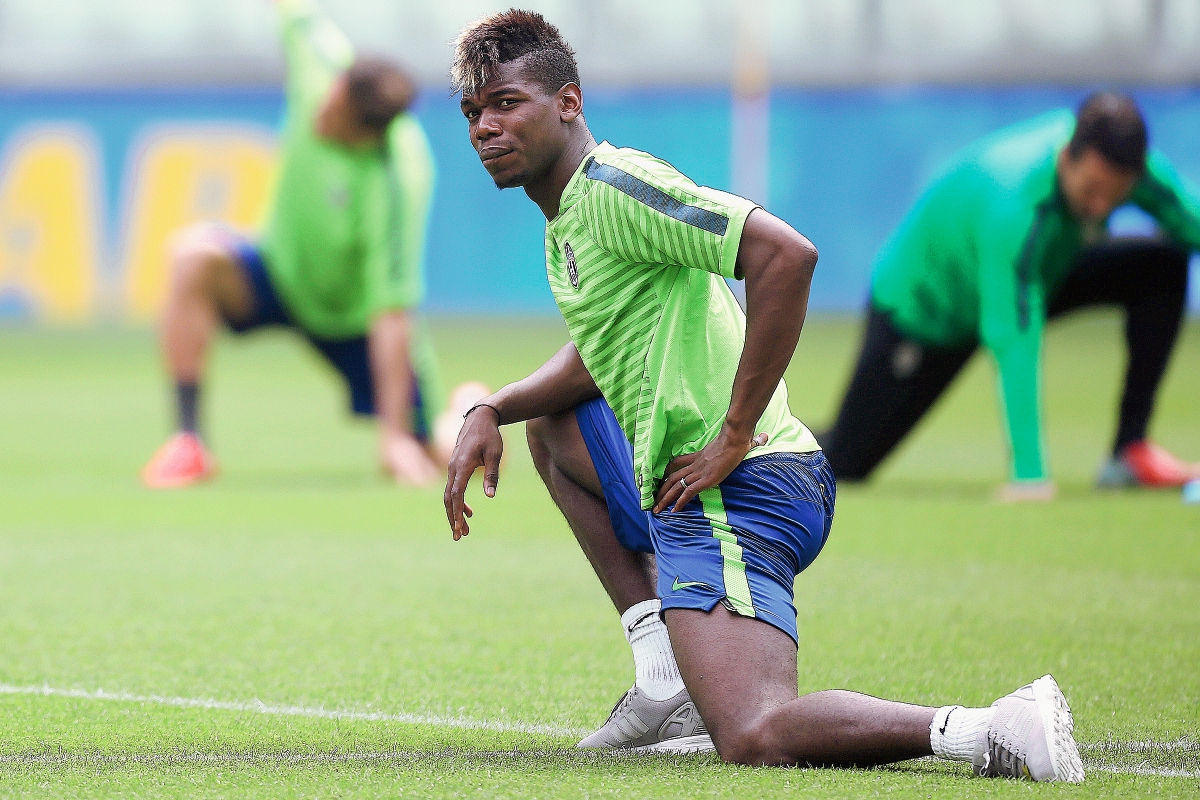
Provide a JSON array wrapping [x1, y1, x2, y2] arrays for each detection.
[[0, 751, 1196, 779], [1079, 740, 1199, 753], [0, 683, 587, 738], [1090, 767, 1200, 779], [2, 683, 1197, 779]]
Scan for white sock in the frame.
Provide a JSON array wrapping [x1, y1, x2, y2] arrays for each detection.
[[621, 599, 685, 701], [930, 705, 994, 762]]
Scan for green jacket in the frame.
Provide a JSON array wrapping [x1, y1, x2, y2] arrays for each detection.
[[871, 109, 1200, 481]]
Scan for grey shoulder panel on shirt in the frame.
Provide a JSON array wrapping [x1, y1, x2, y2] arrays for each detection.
[[582, 156, 729, 236]]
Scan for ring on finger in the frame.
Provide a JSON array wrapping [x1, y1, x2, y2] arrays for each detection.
[[679, 477, 688, 489]]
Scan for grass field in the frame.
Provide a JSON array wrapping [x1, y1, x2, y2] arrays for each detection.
[[1, 313, 1197, 798]]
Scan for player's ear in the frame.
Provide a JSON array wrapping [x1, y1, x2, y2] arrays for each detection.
[[558, 83, 583, 123], [1056, 145, 1081, 175]]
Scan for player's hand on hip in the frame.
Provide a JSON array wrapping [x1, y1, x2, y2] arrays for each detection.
[[653, 426, 769, 514], [994, 480, 1057, 503], [443, 405, 504, 541], [380, 430, 439, 487]]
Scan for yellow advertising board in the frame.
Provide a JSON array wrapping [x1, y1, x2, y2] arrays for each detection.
[[122, 127, 276, 322], [0, 122, 277, 325], [0, 126, 101, 323]]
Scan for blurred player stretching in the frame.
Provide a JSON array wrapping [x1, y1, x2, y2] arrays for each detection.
[[822, 93, 1200, 497], [142, 0, 481, 488], [441, 10, 1085, 782]]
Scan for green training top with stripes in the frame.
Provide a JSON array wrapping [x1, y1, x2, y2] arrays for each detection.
[[260, 0, 435, 340], [546, 142, 820, 509], [871, 109, 1200, 482]]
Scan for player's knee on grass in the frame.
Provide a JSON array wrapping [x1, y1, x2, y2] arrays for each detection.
[[712, 717, 792, 767], [714, 726, 766, 766]]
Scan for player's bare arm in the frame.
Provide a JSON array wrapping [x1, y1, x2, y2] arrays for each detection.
[[370, 309, 438, 485], [444, 342, 600, 539], [653, 210, 818, 513]]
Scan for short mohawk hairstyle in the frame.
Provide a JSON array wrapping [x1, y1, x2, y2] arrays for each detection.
[[451, 9, 579, 98]]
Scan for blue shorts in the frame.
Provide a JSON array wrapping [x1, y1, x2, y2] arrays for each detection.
[[576, 397, 835, 644], [225, 242, 429, 439]]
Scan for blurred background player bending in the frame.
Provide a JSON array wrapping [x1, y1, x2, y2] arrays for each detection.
[[821, 93, 1200, 498], [141, 0, 485, 489]]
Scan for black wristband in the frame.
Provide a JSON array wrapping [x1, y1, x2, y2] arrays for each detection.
[[463, 402, 501, 422]]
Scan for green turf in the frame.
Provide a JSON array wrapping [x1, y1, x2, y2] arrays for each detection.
[[0, 313, 1197, 798]]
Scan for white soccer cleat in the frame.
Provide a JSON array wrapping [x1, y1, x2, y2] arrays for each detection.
[[973, 674, 1085, 783], [577, 685, 714, 755]]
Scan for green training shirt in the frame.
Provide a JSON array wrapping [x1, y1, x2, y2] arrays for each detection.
[[546, 142, 820, 509], [871, 109, 1200, 481], [260, 0, 435, 340]]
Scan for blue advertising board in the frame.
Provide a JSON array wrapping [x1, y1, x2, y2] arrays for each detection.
[[0, 85, 1196, 321]]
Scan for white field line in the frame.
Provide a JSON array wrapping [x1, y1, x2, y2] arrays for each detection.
[[0, 683, 587, 738], [1090, 766, 1200, 779], [1, 683, 1196, 779], [0, 751, 580, 767], [1077, 738, 1200, 778], [1078, 739, 1199, 754], [0, 750, 1196, 780]]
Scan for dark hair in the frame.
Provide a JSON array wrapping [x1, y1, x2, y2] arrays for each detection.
[[346, 57, 416, 134], [1067, 92, 1148, 173], [451, 9, 579, 98]]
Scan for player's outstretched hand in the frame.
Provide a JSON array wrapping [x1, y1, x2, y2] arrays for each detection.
[[994, 480, 1057, 503], [381, 430, 439, 486], [444, 406, 504, 541], [654, 426, 769, 514]]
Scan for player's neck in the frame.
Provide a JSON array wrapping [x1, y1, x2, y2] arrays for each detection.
[[525, 132, 598, 221]]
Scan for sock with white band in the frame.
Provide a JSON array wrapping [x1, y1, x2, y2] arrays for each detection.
[[930, 704, 994, 762], [621, 599, 685, 701]]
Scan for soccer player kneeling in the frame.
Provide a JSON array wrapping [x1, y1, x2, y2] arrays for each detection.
[[442, 11, 1084, 781]]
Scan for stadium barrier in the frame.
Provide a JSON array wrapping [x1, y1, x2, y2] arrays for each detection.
[[1, 87, 1197, 323]]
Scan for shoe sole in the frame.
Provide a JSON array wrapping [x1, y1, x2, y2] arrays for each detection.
[[630, 734, 715, 755], [141, 466, 218, 490], [1095, 475, 1134, 490], [1096, 461, 1136, 490], [1031, 675, 1085, 783]]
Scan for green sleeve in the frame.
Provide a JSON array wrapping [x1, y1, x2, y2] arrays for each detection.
[[580, 159, 756, 279], [367, 115, 435, 315], [276, 0, 354, 116], [1131, 150, 1200, 251], [977, 202, 1050, 482]]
